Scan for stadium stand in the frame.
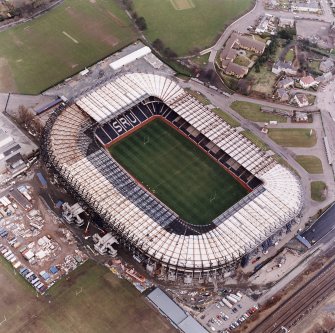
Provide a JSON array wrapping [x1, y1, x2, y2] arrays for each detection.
[[43, 73, 303, 278]]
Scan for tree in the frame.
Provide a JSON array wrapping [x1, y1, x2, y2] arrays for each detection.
[[18, 105, 34, 126], [237, 79, 251, 95], [153, 39, 164, 52], [254, 62, 260, 73], [135, 16, 147, 30], [122, 0, 133, 11], [164, 47, 177, 58], [30, 118, 44, 139], [278, 28, 295, 41]]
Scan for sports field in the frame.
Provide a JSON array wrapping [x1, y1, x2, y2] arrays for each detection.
[[133, 0, 253, 56], [109, 119, 248, 225], [0, 0, 136, 94], [0, 259, 175, 333], [268, 128, 317, 147]]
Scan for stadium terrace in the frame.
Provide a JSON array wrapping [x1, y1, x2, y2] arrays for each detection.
[[42, 72, 303, 280]]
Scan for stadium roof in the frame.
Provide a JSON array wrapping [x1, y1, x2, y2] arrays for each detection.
[[109, 46, 151, 70], [147, 288, 187, 325], [178, 316, 208, 333], [48, 72, 303, 273], [147, 288, 207, 333]]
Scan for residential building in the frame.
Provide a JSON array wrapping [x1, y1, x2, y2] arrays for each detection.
[[277, 77, 294, 89], [234, 35, 266, 54], [293, 93, 309, 107], [272, 61, 297, 75], [319, 58, 334, 73], [277, 88, 290, 102], [223, 32, 266, 56], [255, 14, 277, 35], [223, 62, 248, 78], [316, 72, 332, 83], [220, 32, 266, 78], [299, 75, 318, 89], [291, 1, 320, 13], [278, 17, 295, 28], [295, 111, 309, 122]]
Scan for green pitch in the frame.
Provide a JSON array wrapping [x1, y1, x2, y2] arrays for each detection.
[[133, 0, 253, 56], [109, 119, 248, 225], [0, 0, 136, 94]]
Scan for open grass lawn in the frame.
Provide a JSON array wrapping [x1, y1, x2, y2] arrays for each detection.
[[295, 155, 323, 174], [268, 128, 317, 147], [248, 65, 277, 95], [311, 181, 327, 202], [285, 49, 295, 62], [0, 259, 175, 333], [191, 53, 209, 67], [309, 60, 321, 73], [0, 0, 137, 94], [109, 119, 248, 225], [233, 55, 251, 67], [230, 101, 287, 123], [133, 0, 253, 56]]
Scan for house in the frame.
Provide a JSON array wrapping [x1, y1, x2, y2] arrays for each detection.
[[278, 17, 295, 28], [220, 32, 265, 78], [299, 75, 318, 89], [277, 77, 294, 89], [291, 1, 320, 13], [220, 48, 238, 61], [293, 93, 309, 107], [295, 111, 309, 122], [223, 62, 248, 78], [255, 14, 277, 35], [223, 32, 266, 56], [272, 61, 297, 75], [319, 58, 334, 73], [316, 72, 332, 83], [277, 88, 290, 102], [234, 35, 266, 54]]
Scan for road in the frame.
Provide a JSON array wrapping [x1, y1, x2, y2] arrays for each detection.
[[316, 79, 335, 166], [250, 256, 335, 333], [302, 203, 335, 244]]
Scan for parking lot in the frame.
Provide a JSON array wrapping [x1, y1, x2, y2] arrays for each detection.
[[197, 290, 258, 332], [0, 178, 87, 294]]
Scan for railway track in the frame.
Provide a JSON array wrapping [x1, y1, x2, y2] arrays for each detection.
[[251, 258, 335, 333]]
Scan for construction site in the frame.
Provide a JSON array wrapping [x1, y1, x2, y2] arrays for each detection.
[[0, 172, 88, 293]]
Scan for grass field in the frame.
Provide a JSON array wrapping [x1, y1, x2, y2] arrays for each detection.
[[295, 155, 323, 174], [109, 119, 248, 225], [311, 181, 327, 202], [0, 259, 174, 333], [285, 49, 295, 62], [230, 101, 287, 123], [248, 66, 277, 95], [268, 128, 317, 147], [133, 0, 253, 56], [0, 0, 136, 94]]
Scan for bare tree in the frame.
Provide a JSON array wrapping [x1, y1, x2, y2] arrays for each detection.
[[18, 105, 34, 126]]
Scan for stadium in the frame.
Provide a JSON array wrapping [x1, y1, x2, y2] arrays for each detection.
[[42, 72, 303, 280]]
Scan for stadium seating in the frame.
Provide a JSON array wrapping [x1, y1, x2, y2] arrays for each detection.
[[46, 73, 303, 275]]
